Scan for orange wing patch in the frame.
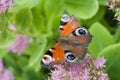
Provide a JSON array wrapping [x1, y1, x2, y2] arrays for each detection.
[[50, 44, 65, 63], [60, 19, 79, 36]]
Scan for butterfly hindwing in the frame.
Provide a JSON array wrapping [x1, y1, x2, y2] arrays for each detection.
[[41, 44, 65, 67]]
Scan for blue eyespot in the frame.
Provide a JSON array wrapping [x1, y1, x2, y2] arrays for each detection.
[[67, 54, 76, 60], [78, 29, 86, 35], [65, 51, 77, 62], [73, 28, 88, 36]]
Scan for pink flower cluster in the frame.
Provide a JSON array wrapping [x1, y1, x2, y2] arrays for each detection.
[[8, 24, 32, 55], [106, 0, 120, 21], [8, 24, 16, 31], [0, 59, 14, 80], [8, 34, 30, 55], [106, 0, 120, 10], [0, 0, 15, 13], [48, 56, 109, 80]]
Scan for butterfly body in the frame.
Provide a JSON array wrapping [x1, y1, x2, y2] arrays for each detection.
[[41, 14, 92, 67]]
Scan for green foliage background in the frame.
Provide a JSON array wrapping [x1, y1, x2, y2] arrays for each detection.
[[0, 0, 120, 80]]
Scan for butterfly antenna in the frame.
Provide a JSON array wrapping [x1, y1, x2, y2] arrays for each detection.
[[63, 11, 68, 14], [53, 38, 58, 43]]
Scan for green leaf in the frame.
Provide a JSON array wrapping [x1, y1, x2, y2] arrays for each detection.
[[17, 56, 29, 71], [15, 8, 33, 31], [4, 54, 18, 71], [1, 30, 7, 39], [98, 0, 106, 6], [64, 0, 99, 19], [114, 28, 120, 43], [99, 43, 120, 80], [43, 0, 64, 34], [29, 36, 47, 69], [88, 22, 114, 57], [81, 6, 106, 27], [0, 31, 15, 48], [31, 7, 46, 33], [24, 40, 37, 56], [23, 68, 40, 80], [0, 49, 7, 58], [8, 0, 40, 12], [44, 0, 64, 18]]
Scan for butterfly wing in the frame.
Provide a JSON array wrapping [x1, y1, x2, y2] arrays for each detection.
[[72, 27, 92, 45], [62, 44, 87, 62], [41, 44, 65, 67], [58, 14, 92, 62], [59, 14, 79, 36], [59, 13, 92, 46]]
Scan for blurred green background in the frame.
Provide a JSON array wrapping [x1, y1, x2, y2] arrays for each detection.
[[0, 0, 120, 80]]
